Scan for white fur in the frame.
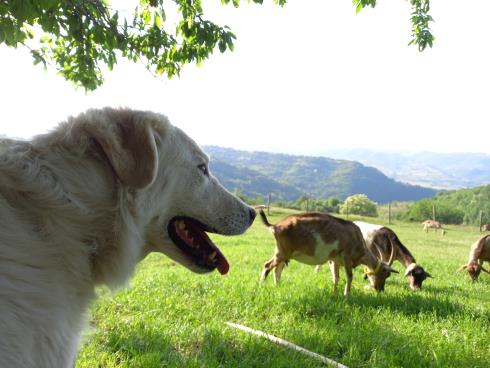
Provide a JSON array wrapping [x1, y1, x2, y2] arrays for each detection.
[[292, 235, 339, 265], [0, 108, 254, 367], [354, 221, 383, 248]]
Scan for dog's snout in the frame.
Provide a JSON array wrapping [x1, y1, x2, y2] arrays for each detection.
[[248, 207, 256, 225]]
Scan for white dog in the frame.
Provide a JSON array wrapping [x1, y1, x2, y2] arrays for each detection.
[[0, 108, 256, 367]]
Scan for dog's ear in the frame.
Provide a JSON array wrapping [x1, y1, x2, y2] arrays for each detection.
[[85, 111, 158, 189]]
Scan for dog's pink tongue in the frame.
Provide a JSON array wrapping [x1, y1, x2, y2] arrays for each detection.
[[216, 252, 229, 275]]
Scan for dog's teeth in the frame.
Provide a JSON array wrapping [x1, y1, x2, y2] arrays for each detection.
[[178, 221, 186, 230], [208, 251, 217, 261]]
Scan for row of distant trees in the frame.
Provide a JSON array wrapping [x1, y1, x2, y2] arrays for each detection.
[[242, 193, 379, 217], [240, 191, 487, 226]]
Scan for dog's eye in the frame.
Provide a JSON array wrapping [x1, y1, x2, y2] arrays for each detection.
[[197, 164, 209, 176]]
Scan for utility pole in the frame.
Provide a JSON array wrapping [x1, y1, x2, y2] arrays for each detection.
[[388, 203, 392, 225], [267, 193, 271, 215]]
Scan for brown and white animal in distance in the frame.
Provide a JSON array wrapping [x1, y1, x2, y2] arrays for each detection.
[[354, 221, 432, 290], [0, 108, 256, 368], [458, 234, 490, 281], [422, 219, 445, 235], [480, 224, 490, 232], [317, 221, 432, 290], [258, 210, 398, 296]]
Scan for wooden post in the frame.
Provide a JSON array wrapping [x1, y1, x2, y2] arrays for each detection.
[[388, 203, 392, 225], [432, 204, 436, 221], [479, 210, 483, 232], [267, 193, 271, 215]]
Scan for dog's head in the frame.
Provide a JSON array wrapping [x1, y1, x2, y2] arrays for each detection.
[[83, 108, 256, 275]]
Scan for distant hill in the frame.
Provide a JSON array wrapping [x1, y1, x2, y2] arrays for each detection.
[[209, 159, 303, 201], [204, 146, 437, 204], [320, 149, 490, 190]]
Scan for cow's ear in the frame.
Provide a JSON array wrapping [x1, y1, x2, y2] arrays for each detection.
[[84, 109, 158, 189]]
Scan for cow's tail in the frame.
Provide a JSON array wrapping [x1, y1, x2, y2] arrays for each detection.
[[259, 209, 274, 229]]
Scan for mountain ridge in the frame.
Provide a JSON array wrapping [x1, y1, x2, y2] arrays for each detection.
[[319, 148, 490, 189], [204, 146, 437, 203]]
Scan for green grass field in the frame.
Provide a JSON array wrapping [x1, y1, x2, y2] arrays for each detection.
[[76, 208, 490, 368]]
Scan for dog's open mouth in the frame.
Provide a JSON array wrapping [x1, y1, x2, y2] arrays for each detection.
[[167, 217, 229, 275]]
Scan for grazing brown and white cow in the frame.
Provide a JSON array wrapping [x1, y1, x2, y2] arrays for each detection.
[[354, 221, 432, 290], [317, 221, 432, 290], [258, 210, 398, 296], [458, 235, 490, 281], [480, 224, 490, 232], [422, 220, 445, 235]]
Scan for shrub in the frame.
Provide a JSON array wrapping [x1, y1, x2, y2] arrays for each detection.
[[324, 196, 342, 213], [404, 199, 464, 224], [339, 194, 378, 217]]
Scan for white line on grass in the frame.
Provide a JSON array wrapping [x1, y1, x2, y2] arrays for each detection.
[[225, 322, 348, 368]]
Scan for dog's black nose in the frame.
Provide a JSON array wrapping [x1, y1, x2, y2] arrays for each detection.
[[248, 207, 256, 225]]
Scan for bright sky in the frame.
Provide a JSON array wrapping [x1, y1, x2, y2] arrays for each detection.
[[1, 0, 489, 154]]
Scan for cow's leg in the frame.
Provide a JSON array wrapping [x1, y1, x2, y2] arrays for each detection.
[[343, 260, 353, 297], [273, 261, 286, 285], [329, 261, 340, 291], [260, 257, 276, 282], [261, 256, 285, 284]]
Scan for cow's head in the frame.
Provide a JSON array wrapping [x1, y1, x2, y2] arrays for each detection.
[[365, 262, 399, 292], [458, 261, 489, 281], [405, 263, 432, 290]]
